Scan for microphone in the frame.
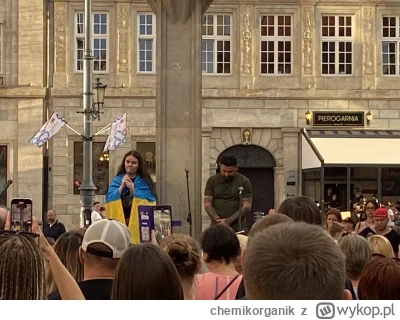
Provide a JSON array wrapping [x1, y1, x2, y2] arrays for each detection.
[[238, 186, 244, 232]]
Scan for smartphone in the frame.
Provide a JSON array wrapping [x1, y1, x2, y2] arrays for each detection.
[[10, 198, 33, 232], [153, 205, 172, 241], [138, 205, 173, 243]]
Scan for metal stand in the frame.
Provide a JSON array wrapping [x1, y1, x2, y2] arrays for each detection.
[[185, 168, 192, 237], [238, 191, 243, 232]]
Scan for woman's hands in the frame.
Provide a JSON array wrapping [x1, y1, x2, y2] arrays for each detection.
[[119, 174, 134, 195]]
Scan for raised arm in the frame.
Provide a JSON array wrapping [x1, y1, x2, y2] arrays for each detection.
[[32, 218, 85, 300]]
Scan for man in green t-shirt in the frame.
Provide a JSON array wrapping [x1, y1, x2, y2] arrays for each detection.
[[204, 154, 252, 232]]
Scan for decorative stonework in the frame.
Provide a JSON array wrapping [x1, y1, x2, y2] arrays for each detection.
[[209, 128, 283, 167], [242, 7, 252, 74], [118, 4, 129, 72], [303, 7, 313, 75], [364, 8, 374, 75], [55, 3, 66, 73]]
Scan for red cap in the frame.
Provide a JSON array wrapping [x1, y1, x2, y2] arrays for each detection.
[[374, 208, 388, 219]]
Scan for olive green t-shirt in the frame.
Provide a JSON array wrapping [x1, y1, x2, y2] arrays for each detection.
[[204, 173, 252, 223]]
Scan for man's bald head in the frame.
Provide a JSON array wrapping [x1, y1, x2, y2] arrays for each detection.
[[47, 210, 56, 224]]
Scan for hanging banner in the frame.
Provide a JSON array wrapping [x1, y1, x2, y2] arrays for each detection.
[[104, 113, 127, 151], [29, 112, 67, 147]]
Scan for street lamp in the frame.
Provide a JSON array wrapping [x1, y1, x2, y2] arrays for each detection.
[[93, 78, 107, 120], [366, 110, 373, 126], [305, 110, 312, 125], [78, 0, 102, 228]]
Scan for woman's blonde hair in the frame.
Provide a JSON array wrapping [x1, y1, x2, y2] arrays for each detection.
[[46, 229, 85, 295], [367, 235, 395, 257], [234, 234, 248, 274], [237, 234, 248, 250]]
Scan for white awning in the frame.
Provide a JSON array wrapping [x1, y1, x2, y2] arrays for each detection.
[[301, 129, 400, 169]]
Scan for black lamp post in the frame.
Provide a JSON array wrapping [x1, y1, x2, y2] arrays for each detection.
[[93, 78, 107, 120]]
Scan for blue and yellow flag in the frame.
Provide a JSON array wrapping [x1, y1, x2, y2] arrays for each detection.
[[105, 174, 156, 244]]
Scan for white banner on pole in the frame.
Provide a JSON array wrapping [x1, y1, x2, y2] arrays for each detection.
[[29, 112, 67, 148], [103, 113, 127, 152]]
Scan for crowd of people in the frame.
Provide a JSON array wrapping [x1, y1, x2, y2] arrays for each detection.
[[0, 150, 399, 300]]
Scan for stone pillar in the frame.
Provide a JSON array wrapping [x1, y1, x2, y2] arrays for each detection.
[[17, 0, 45, 216], [301, 4, 315, 89], [274, 166, 285, 208], [116, 3, 130, 88], [17, 99, 44, 217], [362, 6, 375, 90], [282, 128, 300, 198], [150, 0, 213, 239], [240, 5, 253, 89], [18, 0, 44, 86]]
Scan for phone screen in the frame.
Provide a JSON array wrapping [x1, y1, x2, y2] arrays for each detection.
[[153, 206, 172, 242], [10, 198, 33, 232]]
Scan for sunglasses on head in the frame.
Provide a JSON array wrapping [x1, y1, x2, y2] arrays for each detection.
[[0, 230, 39, 239]]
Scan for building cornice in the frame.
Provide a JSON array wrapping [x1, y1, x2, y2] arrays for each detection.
[[50, 87, 400, 100], [0, 87, 46, 98]]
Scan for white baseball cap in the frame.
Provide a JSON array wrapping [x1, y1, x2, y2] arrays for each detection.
[[81, 219, 131, 259]]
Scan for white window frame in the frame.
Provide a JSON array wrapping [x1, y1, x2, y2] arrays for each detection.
[[259, 14, 293, 76], [381, 16, 400, 76], [74, 12, 109, 74], [137, 13, 156, 74], [321, 15, 354, 76], [201, 13, 232, 75], [0, 24, 3, 74]]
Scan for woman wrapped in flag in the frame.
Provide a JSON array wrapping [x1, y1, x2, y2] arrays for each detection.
[[105, 150, 156, 243]]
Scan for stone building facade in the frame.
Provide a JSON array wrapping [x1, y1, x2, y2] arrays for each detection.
[[2, 0, 400, 231], [0, 0, 46, 215]]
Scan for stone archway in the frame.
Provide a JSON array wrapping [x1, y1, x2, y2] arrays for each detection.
[[218, 144, 276, 228], [217, 144, 276, 168]]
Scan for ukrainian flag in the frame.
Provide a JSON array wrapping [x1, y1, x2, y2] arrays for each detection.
[[105, 174, 156, 244]]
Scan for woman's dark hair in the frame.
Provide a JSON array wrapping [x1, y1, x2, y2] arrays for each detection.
[[365, 199, 379, 210], [324, 208, 343, 229], [0, 234, 45, 299], [161, 236, 201, 282], [111, 244, 184, 300], [277, 196, 322, 225], [325, 208, 342, 222], [200, 225, 240, 264], [218, 154, 238, 167], [116, 150, 156, 196]]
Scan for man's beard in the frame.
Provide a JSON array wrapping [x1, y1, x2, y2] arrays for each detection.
[[223, 175, 233, 181]]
